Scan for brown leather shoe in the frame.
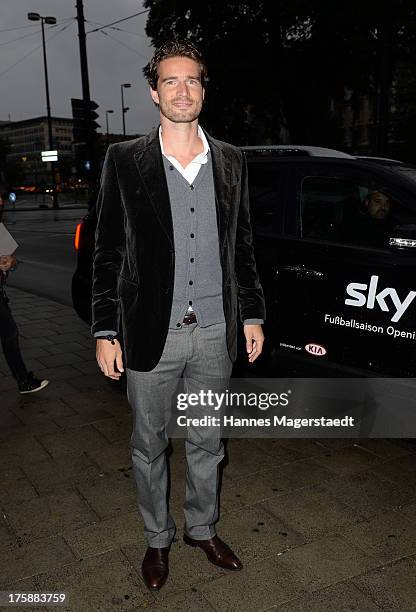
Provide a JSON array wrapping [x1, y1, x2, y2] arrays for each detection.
[[183, 534, 243, 570], [141, 545, 170, 591]]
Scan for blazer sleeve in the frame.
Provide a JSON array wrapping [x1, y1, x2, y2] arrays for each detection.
[[91, 145, 125, 335], [235, 153, 266, 323]]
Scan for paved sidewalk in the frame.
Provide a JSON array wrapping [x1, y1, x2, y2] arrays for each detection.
[[1, 287, 416, 611]]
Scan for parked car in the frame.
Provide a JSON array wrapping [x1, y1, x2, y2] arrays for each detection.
[[72, 145, 416, 376]]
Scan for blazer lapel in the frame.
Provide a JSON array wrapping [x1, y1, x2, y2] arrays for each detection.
[[206, 132, 232, 249], [133, 128, 173, 246], [132, 126, 232, 249]]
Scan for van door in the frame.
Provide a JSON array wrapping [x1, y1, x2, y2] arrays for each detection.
[[246, 156, 288, 346], [272, 162, 416, 375]]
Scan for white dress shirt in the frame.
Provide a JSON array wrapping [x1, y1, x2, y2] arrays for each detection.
[[158, 125, 210, 184]]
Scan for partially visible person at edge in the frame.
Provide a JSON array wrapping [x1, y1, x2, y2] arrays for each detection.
[[0, 187, 49, 393], [91, 40, 265, 591]]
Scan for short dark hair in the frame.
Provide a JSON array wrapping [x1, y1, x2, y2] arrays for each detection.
[[143, 40, 208, 90]]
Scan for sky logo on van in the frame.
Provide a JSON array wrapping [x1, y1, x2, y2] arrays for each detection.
[[345, 275, 416, 322], [305, 343, 327, 356]]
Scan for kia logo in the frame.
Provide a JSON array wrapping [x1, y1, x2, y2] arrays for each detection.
[[305, 343, 327, 356]]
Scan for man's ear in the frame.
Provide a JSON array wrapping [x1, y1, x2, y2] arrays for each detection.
[[150, 87, 159, 105]]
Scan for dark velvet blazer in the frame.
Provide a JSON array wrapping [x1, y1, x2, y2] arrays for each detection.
[[91, 126, 265, 371]]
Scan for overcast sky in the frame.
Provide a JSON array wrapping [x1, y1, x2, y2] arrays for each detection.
[[0, 0, 159, 134]]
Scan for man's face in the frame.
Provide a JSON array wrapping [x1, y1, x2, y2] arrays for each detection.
[[150, 56, 204, 124], [367, 191, 391, 219]]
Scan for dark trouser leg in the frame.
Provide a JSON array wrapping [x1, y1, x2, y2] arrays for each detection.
[[0, 290, 28, 383]]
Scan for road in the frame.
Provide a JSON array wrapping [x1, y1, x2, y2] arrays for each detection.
[[2, 207, 87, 306]]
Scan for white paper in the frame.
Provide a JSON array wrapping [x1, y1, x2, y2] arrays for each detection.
[[0, 223, 19, 256]]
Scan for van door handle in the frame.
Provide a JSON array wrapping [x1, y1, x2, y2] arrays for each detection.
[[277, 265, 326, 280]]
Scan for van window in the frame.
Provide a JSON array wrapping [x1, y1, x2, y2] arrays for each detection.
[[300, 175, 410, 249]]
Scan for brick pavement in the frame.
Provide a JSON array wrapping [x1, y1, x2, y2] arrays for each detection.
[[1, 286, 416, 611]]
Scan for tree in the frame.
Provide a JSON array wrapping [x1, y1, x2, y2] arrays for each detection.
[[144, 0, 416, 158]]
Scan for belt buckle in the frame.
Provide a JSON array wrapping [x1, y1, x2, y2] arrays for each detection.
[[182, 312, 197, 325]]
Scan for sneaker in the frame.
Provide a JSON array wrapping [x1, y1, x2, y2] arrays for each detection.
[[18, 372, 49, 394]]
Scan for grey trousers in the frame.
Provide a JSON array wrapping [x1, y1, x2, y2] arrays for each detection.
[[126, 321, 233, 547]]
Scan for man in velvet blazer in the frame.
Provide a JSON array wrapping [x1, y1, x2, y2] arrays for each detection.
[[93, 40, 265, 592], [91, 127, 264, 371]]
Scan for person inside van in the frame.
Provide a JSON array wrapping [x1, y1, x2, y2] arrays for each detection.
[[340, 189, 395, 248], [367, 190, 391, 220]]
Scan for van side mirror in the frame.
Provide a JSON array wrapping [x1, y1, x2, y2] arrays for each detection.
[[389, 224, 416, 250]]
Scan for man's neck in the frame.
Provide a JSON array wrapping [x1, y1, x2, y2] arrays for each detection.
[[160, 119, 203, 159]]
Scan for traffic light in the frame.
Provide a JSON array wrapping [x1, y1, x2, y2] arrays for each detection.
[[71, 98, 100, 144]]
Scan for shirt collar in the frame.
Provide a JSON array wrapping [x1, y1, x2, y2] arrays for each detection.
[[159, 125, 210, 164]]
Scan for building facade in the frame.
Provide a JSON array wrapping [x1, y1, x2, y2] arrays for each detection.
[[0, 116, 74, 185]]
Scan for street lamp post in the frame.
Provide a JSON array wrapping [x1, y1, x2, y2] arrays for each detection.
[[105, 110, 114, 147], [28, 12, 59, 208], [121, 83, 131, 136]]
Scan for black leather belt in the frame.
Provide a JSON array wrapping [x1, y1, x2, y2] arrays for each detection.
[[182, 312, 197, 325]]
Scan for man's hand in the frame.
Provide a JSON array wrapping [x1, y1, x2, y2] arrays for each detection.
[[244, 324, 264, 363], [0, 254, 16, 272], [96, 338, 124, 379]]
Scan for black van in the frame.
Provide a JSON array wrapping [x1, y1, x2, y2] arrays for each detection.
[[72, 146, 416, 376]]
